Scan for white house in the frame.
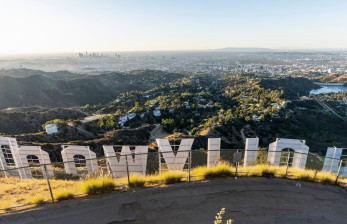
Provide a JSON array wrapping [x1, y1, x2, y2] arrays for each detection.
[[153, 109, 161, 117], [45, 124, 58, 134]]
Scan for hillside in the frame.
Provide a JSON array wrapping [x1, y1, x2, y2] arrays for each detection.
[[0, 68, 87, 79], [94, 73, 346, 152], [259, 76, 319, 98], [2, 71, 346, 158], [0, 69, 184, 109], [313, 73, 347, 83], [0, 107, 86, 134], [14, 124, 154, 161]]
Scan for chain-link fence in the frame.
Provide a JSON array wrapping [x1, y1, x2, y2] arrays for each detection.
[[1, 149, 346, 213]]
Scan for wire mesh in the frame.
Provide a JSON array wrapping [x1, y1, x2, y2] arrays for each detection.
[[0, 149, 346, 213]]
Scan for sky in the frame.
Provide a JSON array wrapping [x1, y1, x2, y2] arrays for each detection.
[[0, 0, 346, 54]]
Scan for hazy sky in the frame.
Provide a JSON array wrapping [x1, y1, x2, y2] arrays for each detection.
[[0, 0, 346, 54]]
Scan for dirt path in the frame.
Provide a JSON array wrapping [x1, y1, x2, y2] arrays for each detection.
[[148, 124, 169, 144], [1, 178, 347, 224], [240, 124, 250, 142], [67, 122, 94, 138]]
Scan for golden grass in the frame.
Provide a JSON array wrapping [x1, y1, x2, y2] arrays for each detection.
[[190, 166, 208, 179], [30, 196, 45, 204], [0, 164, 346, 213], [144, 174, 161, 183], [118, 173, 146, 188], [191, 163, 235, 179], [315, 171, 336, 185], [81, 177, 115, 195], [159, 171, 185, 184], [54, 190, 75, 201], [0, 177, 82, 211], [238, 165, 342, 185], [289, 168, 317, 181]]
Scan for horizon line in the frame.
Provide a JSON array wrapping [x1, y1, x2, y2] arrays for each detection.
[[1, 47, 347, 57]]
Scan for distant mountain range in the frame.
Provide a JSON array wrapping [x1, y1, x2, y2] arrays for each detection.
[[213, 47, 274, 52], [213, 47, 347, 52], [0, 69, 183, 110], [0, 68, 87, 79]]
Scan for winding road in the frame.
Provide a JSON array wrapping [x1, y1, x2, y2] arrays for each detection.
[[314, 99, 343, 118]]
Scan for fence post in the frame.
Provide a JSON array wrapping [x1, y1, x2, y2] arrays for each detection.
[[1, 169, 8, 178], [106, 160, 114, 178], [188, 150, 191, 182], [335, 159, 343, 185], [125, 154, 130, 186], [284, 149, 290, 178], [235, 150, 239, 178], [158, 150, 161, 175], [44, 164, 54, 203], [313, 169, 318, 182]]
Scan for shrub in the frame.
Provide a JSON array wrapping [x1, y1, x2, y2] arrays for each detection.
[[298, 174, 311, 182], [261, 169, 275, 178], [129, 175, 146, 188], [54, 190, 74, 201], [258, 165, 276, 178], [191, 166, 208, 178], [31, 196, 45, 204], [118, 174, 146, 188], [290, 168, 315, 182], [274, 166, 287, 178], [161, 119, 175, 132], [243, 165, 276, 178], [42, 119, 68, 130], [98, 115, 117, 130], [160, 171, 185, 184], [145, 174, 160, 183], [316, 171, 336, 185], [201, 163, 234, 179], [81, 177, 116, 195]]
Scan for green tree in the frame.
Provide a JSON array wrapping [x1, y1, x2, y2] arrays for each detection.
[[98, 115, 117, 131], [42, 119, 68, 130], [162, 119, 175, 132]]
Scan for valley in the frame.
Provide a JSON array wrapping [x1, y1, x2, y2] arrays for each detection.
[[0, 69, 346, 161]]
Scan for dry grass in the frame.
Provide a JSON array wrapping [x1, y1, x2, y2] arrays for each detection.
[[159, 171, 185, 184], [81, 177, 116, 195], [0, 177, 82, 211], [315, 171, 337, 185], [238, 165, 281, 177], [238, 165, 343, 185], [118, 173, 146, 188], [54, 190, 75, 201], [1, 164, 346, 213], [289, 168, 317, 181], [145, 174, 161, 183], [191, 163, 235, 179], [30, 196, 45, 204]]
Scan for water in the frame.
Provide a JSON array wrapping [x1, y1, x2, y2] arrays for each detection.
[[310, 83, 347, 94]]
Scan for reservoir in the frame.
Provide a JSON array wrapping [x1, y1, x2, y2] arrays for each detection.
[[310, 82, 347, 94]]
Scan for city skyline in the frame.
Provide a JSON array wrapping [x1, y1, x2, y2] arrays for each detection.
[[0, 0, 347, 55]]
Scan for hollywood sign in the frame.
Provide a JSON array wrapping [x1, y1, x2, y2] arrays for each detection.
[[0, 136, 345, 179]]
